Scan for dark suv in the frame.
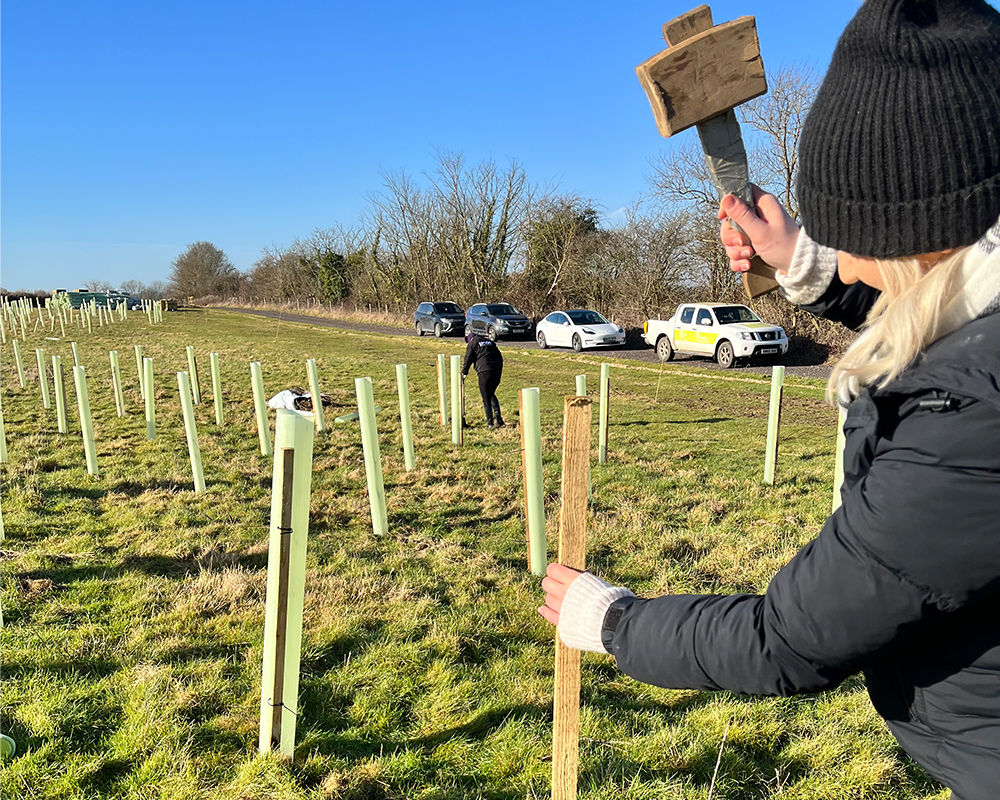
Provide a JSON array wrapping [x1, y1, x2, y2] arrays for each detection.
[[465, 303, 533, 340], [414, 301, 466, 337]]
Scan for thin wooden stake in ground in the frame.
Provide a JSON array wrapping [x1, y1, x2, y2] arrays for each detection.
[[763, 365, 785, 485], [552, 396, 593, 800], [258, 408, 315, 758], [519, 387, 546, 576], [436, 353, 448, 427], [178, 371, 206, 493], [396, 363, 416, 471], [73, 366, 99, 477]]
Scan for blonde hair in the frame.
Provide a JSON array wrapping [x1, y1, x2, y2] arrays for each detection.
[[827, 246, 972, 404]]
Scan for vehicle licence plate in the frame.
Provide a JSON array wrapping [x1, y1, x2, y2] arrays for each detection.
[[759, 347, 779, 354], [603, 336, 619, 343]]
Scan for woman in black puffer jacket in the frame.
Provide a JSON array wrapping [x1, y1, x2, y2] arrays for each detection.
[[539, 1, 1000, 796]]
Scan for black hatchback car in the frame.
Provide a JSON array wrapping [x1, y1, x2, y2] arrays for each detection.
[[414, 301, 466, 337], [465, 303, 533, 340]]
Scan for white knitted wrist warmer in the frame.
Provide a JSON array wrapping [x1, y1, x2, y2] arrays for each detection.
[[556, 572, 635, 653], [778, 228, 839, 306]]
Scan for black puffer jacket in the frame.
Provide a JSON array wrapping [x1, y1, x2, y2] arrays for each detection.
[[462, 335, 502, 376], [605, 276, 1000, 798]]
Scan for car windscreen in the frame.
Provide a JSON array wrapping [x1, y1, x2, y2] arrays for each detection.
[[434, 303, 462, 313], [487, 304, 518, 316], [567, 310, 608, 325], [713, 305, 760, 325]]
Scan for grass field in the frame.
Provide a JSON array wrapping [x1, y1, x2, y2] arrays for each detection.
[[0, 309, 947, 799]]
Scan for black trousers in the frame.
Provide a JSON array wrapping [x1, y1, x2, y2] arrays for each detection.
[[477, 367, 502, 423]]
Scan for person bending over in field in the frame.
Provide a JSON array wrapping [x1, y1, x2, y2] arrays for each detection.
[[462, 331, 505, 429], [539, 1, 1000, 796]]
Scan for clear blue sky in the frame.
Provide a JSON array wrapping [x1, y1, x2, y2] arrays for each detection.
[[2, 1, 865, 291]]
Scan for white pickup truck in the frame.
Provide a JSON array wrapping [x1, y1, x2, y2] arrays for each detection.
[[642, 302, 789, 368]]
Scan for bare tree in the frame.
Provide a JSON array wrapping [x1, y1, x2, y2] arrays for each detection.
[[168, 241, 238, 298]]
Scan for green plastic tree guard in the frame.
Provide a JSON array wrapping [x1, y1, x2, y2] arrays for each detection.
[[258, 407, 315, 757], [355, 377, 388, 536], [0, 393, 7, 464], [210, 352, 223, 426], [436, 353, 448, 426], [35, 348, 51, 409], [575, 374, 587, 396], [306, 358, 326, 431], [143, 357, 156, 440], [12, 339, 25, 388], [450, 355, 462, 445], [832, 404, 848, 513], [186, 346, 202, 405], [519, 387, 546, 575], [178, 371, 206, 493], [73, 366, 99, 477], [396, 363, 415, 471], [110, 351, 125, 417], [251, 361, 272, 456], [763, 365, 785, 486], [598, 363, 610, 463], [52, 355, 68, 433], [134, 344, 144, 399], [71, 341, 80, 368]]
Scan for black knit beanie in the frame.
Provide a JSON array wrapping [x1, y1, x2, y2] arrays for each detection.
[[797, 0, 1000, 257]]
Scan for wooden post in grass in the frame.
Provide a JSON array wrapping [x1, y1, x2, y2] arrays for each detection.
[[12, 339, 25, 388], [552, 396, 593, 800], [210, 352, 223, 426], [134, 345, 144, 399], [52, 355, 68, 433], [35, 349, 51, 409], [186, 346, 201, 405], [598, 363, 610, 463], [436, 353, 448, 426], [71, 341, 80, 367], [520, 388, 546, 575], [396, 363, 416, 471], [251, 361, 273, 456], [450, 355, 462, 445], [73, 366, 99, 477], [575, 374, 586, 396], [178, 371, 206, 492], [110, 351, 125, 417], [832, 404, 848, 513], [763, 365, 785, 485], [355, 377, 388, 536], [305, 358, 326, 431], [143, 357, 156, 440], [258, 407, 315, 758]]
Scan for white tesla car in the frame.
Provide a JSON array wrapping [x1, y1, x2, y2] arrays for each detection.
[[535, 309, 626, 351]]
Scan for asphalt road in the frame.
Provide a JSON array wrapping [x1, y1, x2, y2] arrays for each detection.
[[221, 307, 833, 380]]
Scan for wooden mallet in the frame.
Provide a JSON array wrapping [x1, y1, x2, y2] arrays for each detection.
[[636, 4, 778, 298]]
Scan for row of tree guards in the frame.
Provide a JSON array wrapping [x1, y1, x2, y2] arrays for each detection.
[[0, 294, 165, 345]]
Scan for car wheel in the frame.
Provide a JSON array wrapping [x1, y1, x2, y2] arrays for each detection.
[[415, 321, 424, 337], [655, 336, 674, 362], [716, 340, 736, 369], [487, 325, 498, 342], [572, 334, 583, 352], [434, 322, 443, 338], [537, 331, 547, 349]]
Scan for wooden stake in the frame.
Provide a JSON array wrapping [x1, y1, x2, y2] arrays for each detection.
[[436, 353, 448, 426], [210, 352, 223, 426], [396, 363, 416, 471], [552, 396, 593, 800], [763, 365, 785, 485], [251, 361, 273, 456], [73, 366, 99, 477], [258, 410, 315, 758], [52, 355, 68, 434], [178, 371, 206, 492]]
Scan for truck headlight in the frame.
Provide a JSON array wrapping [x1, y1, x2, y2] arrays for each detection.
[[740, 332, 756, 340]]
